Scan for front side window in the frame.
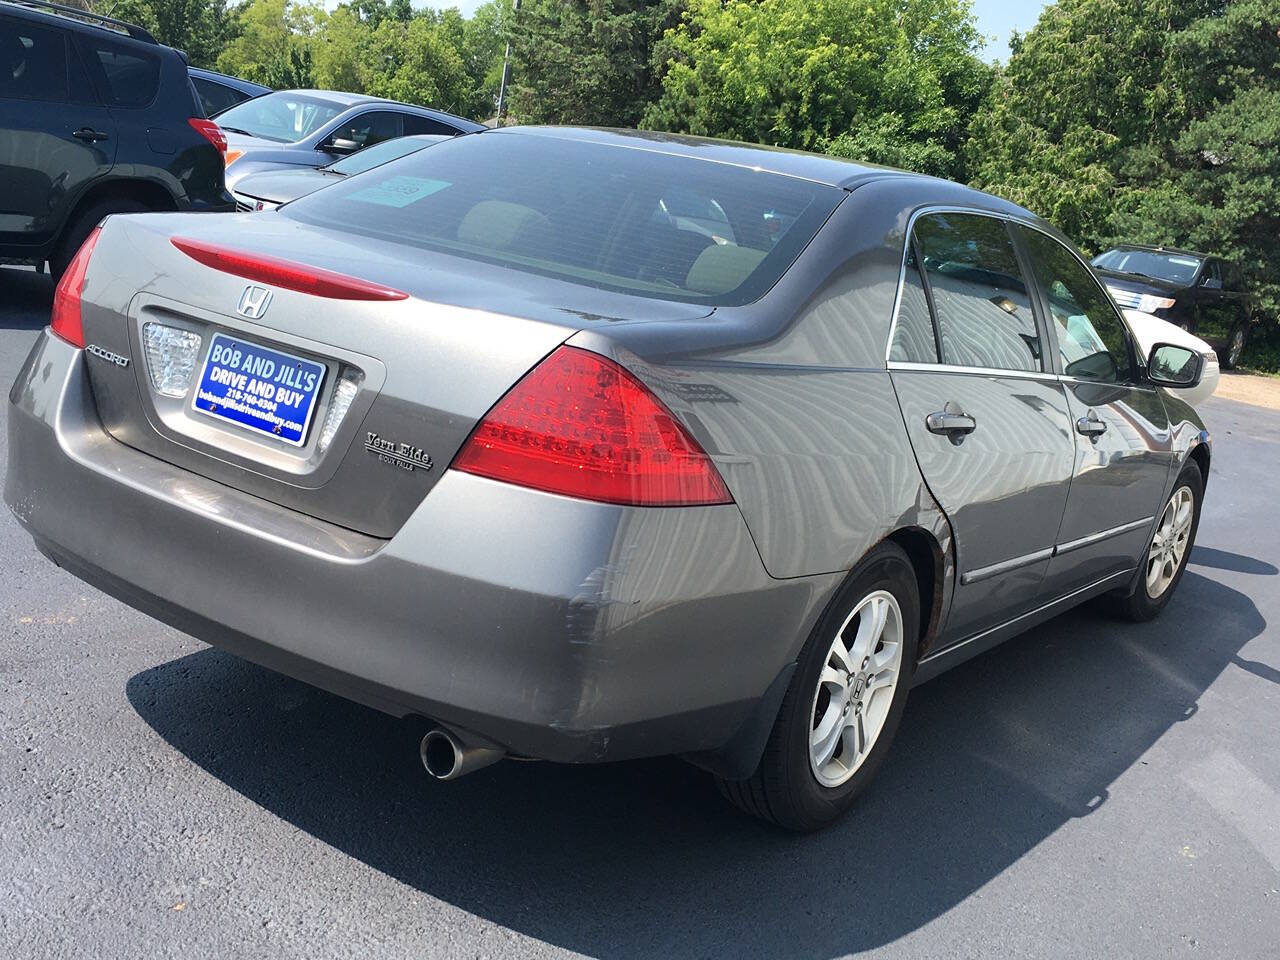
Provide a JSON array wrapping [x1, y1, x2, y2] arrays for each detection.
[[0, 18, 68, 102], [332, 111, 402, 150], [913, 213, 1041, 372], [1019, 228, 1134, 383]]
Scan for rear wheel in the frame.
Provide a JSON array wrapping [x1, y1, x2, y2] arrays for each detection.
[[1223, 327, 1246, 370], [717, 542, 918, 831], [1113, 461, 1203, 621], [51, 197, 149, 280]]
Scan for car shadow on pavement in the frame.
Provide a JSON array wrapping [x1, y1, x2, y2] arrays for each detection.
[[127, 568, 1265, 958], [1190, 545, 1279, 577], [0, 267, 53, 329]]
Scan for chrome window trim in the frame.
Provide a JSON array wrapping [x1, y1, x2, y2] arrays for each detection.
[[887, 360, 1061, 383]]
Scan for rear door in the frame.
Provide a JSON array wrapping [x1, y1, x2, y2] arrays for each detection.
[[1191, 258, 1238, 350], [0, 15, 116, 250], [1015, 226, 1174, 597], [74, 31, 164, 159], [888, 211, 1076, 643]]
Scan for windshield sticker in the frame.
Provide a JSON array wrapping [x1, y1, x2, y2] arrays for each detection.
[[347, 176, 450, 208]]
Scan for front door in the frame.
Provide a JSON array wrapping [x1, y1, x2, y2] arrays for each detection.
[[0, 16, 116, 250], [1015, 226, 1174, 597], [888, 212, 1076, 643]]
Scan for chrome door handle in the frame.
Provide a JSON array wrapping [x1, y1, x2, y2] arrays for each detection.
[[926, 410, 977, 444], [1076, 414, 1107, 438]]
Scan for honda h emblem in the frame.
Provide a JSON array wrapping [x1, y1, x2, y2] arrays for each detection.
[[236, 285, 273, 319]]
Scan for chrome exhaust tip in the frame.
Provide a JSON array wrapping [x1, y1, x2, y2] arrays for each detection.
[[419, 726, 504, 781]]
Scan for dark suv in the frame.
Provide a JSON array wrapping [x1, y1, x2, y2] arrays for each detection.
[[1092, 244, 1256, 368], [0, 0, 232, 277]]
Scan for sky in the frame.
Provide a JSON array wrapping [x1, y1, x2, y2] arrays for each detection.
[[425, 1, 1050, 63]]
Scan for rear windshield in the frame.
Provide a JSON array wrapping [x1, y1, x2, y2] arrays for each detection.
[[282, 131, 844, 305], [1092, 249, 1202, 285], [216, 92, 346, 143]]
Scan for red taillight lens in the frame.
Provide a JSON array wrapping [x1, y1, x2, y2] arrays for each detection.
[[170, 237, 408, 301], [50, 225, 102, 348], [453, 346, 733, 507], [189, 117, 227, 164]]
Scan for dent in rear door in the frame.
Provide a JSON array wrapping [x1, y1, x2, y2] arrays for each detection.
[[888, 212, 1076, 644]]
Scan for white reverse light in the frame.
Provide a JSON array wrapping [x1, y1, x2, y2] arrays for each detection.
[[317, 372, 362, 453], [142, 322, 202, 398]]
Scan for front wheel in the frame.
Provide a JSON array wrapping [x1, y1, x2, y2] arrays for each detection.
[[717, 542, 919, 831], [1114, 461, 1203, 621], [1223, 326, 1246, 370]]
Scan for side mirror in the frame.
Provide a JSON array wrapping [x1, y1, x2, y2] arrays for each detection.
[[1147, 343, 1203, 389], [324, 136, 360, 155]]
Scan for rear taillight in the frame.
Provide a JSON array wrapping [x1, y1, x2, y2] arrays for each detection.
[[188, 117, 227, 164], [452, 346, 733, 507], [170, 237, 408, 301], [50, 225, 102, 349]]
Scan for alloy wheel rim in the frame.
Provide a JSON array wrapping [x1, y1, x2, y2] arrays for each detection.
[[1146, 485, 1194, 599], [1229, 330, 1244, 366], [808, 590, 904, 788]]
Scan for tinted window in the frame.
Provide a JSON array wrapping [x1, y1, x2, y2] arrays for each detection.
[[81, 37, 159, 107], [913, 213, 1041, 372], [192, 76, 245, 117], [1224, 261, 1244, 292], [403, 115, 460, 136], [890, 243, 939, 363], [284, 132, 843, 306], [327, 135, 438, 176], [1021, 228, 1134, 383], [1201, 259, 1223, 289], [0, 18, 68, 102], [215, 92, 346, 143], [332, 111, 402, 150]]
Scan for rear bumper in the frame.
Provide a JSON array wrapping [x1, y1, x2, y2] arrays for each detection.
[[6, 332, 836, 772]]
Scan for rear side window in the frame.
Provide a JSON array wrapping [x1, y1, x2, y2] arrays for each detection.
[[1018, 227, 1134, 383], [913, 213, 1042, 372], [889, 242, 940, 363], [0, 18, 68, 102], [283, 131, 844, 306], [192, 76, 245, 117], [403, 115, 460, 136], [79, 36, 159, 107]]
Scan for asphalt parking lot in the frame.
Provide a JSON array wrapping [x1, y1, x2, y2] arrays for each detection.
[[2, 264, 1277, 959]]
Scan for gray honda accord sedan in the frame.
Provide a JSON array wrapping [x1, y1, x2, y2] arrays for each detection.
[[5, 127, 1211, 831]]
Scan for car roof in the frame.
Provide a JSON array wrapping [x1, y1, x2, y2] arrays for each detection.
[[0, 0, 160, 45], [1102, 243, 1213, 260], [267, 89, 484, 130], [488, 126, 1034, 210]]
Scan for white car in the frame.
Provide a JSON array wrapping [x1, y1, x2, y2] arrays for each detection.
[[1124, 309, 1220, 406]]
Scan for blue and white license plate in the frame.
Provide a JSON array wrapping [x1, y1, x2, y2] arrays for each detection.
[[192, 333, 327, 447]]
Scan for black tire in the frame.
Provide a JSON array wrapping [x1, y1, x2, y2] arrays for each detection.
[[50, 197, 150, 280], [717, 542, 920, 831], [1113, 461, 1204, 622], [1221, 326, 1247, 370]]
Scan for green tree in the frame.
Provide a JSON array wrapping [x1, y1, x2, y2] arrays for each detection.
[[110, 0, 233, 68], [967, 0, 1280, 321], [217, 0, 324, 89], [643, 0, 992, 179], [507, 0, 684, 126]]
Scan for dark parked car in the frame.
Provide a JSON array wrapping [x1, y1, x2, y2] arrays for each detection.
[[1092, 244, 1256, 368], [230, 134, 448, 211], [0, 0, 232, 277], [217, 89, 483, 192], [6, 128, 1211, 831], [188, 65, 269, 118]]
